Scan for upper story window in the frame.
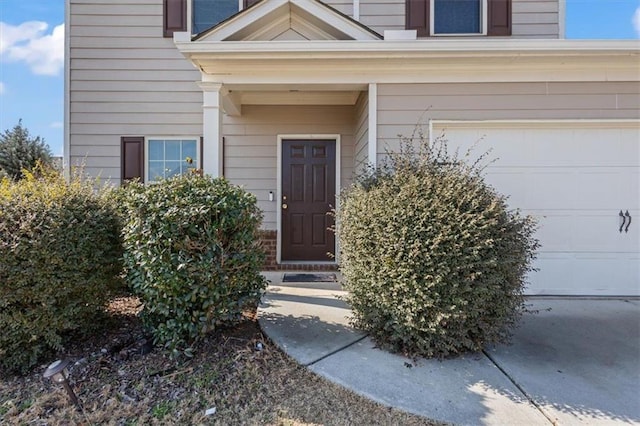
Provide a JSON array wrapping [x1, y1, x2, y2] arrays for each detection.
[[406, 0, 511, 37], [164, 0, 261, 37], [433, 0, 484, 35], [192, 0, 239, 34]]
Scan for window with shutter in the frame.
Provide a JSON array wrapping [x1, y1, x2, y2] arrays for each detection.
[[163, 0, 186, 37], [147, 138, 199, 181], [406, 0, 511, 36]]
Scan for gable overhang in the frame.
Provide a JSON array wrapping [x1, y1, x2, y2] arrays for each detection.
[[175, 39, 639, 86], [194, 0, 381, 42]]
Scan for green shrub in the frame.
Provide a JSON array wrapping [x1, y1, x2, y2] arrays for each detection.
[[337, 134, 539, 358], [119, 174, 266, 355], [0, 167, 124, 373]]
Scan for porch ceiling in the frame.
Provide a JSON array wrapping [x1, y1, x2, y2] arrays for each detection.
[[215, 84, 366, 115]]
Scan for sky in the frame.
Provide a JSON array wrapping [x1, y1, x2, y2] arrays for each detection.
[[0, 0, 639, 157]]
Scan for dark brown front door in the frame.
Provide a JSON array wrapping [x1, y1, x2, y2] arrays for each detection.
[[281, 140, 336, 261]]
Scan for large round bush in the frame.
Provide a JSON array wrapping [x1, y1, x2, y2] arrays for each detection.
[[337, 137, 538, 358], [0, 167, 124, 373], [119, 174, 266, 354]]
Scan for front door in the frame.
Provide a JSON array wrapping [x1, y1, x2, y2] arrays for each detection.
[[281, 139, 336, 261]]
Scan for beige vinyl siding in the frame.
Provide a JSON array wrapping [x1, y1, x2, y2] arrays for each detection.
[[376, 81, 640, 155], [69, 0, 202, 183], [354, 91, 369, 174], [359, 0, 405, 35], [223, 105, 355, 230], [323, 0, 354, 17], [357, 0, 559, 38], [512, 0, 559, 38]]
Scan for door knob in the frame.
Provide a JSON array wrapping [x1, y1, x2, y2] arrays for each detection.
[[282, 203, 288, 210]]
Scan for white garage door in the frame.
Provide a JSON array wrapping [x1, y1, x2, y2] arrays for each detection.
[[432, 120, 639, 296]]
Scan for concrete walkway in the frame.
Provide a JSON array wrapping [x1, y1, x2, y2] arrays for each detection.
[[258, 271, 640, 426]]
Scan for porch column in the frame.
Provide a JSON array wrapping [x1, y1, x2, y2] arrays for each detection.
[[198, 82, 224, 177], [368, 83, 378, 168]]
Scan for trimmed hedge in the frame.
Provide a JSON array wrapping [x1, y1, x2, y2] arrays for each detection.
[[118, 174, 266, 355], [337, 135, 539, 358], [0, 168, 124, 373]]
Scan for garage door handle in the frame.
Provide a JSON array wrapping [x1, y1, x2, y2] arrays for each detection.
[[625, 211, 632, 233], [619, 210, 626, 233]]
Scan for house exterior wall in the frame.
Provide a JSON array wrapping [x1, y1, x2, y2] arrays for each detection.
[[223, 104, 355, 230], [376, 81, 640, 156], [359, 1, 405, 35], [68, 0, 202, 183], [358, 0, 560, 38], [323, 0, 354, 17], [512, 0, 560, 38]]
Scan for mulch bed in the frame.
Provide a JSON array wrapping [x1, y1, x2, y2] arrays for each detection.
[[0, 296, 440, 425]]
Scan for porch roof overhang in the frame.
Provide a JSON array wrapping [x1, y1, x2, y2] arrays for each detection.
[[174, 38, 640, 85]]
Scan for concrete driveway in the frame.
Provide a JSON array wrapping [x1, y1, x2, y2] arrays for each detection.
[[258, 272, 640, 425]]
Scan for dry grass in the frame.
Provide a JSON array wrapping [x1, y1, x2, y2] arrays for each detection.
[[0, 297, 441, 425]]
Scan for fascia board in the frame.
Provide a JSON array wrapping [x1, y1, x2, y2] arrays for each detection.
[[177, 39, 640, 57]]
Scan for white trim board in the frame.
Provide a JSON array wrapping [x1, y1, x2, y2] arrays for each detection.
[[276, 134, 341, 264]]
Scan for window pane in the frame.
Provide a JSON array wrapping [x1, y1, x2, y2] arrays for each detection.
[[182, 140, 197, 164], [149, 162, 165, 181], [165, 141, 181, 161], [165, 161, 182, 178], [148, 140, 164, 161], [434, 0, 481, 34], [193, 0, 239, 34], [147, 139, 198, 181]]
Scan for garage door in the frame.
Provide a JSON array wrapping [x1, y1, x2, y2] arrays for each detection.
[[432, 121, 639, 296]]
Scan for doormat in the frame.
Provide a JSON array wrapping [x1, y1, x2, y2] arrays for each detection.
[[282, 273, 337, 283]]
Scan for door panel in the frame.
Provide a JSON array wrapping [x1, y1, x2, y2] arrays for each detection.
[[282, 140, 336, 261]]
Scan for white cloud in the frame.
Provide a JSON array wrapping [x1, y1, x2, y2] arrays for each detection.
[[0, 21, 64, 76], [633, 7, 640, 38], [50, 121, 63, 129], [0, 81, 5, 95]]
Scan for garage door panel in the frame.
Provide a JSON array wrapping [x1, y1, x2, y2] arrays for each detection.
[[530, 254, 640, 296], [484, 170, 574, 209], [439, 127, 639, 167], [531, 211, 639, 252], [434, 122, 639, 295], [484, 168, 635, 210]]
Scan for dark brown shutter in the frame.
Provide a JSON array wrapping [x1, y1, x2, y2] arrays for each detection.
[[163, 0, 186, 37], [487, 0, 512, 36], [121, 136, 144, 183], [199, 136, 204, 171], [406, 0, 430, 37], [244, 0, 261, 8]]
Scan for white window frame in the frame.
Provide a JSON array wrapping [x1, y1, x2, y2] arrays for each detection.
[[144, 137, 201, 183], [430, 0, 488, 36]]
